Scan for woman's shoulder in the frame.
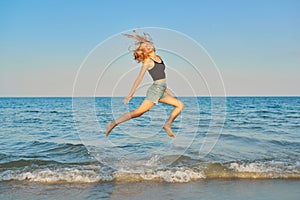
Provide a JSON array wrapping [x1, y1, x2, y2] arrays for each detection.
[[141, 58, 154, 70], [157, 55, 163, 60]]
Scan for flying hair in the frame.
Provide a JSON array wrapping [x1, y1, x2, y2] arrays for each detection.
[[123, 30, 155, 63], [122, 30, 153, 44]]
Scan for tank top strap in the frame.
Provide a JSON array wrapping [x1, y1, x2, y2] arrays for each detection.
[[150, 57, 163, 63]]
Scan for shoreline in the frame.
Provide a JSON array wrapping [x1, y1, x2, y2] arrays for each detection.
[[1, 179, 300, 200]]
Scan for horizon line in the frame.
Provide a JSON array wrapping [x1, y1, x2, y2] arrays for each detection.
[[0, 95, 299, 98]]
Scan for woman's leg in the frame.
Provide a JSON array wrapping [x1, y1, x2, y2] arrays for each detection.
[[158, 95, 184, 138], [106, 100, 154, 136]]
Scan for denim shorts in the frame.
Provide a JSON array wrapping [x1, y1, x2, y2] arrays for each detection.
[[145, 82, 167, 104]]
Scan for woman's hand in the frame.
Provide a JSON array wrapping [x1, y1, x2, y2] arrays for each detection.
[[123, 95, 132, 104]]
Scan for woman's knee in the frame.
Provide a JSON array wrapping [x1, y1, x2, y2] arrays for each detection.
[[178, 100, 184, 110]]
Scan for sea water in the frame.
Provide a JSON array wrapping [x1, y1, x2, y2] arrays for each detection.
[[0, 97, 299, 199]]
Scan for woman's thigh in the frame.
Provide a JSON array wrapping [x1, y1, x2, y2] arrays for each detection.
[[159, 95, 182, 107], [131, 99, 154, 116]]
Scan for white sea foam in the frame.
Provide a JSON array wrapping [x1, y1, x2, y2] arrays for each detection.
[[1, 161, 300, 183], [115, 167, 206, 183], [151, 168, 205, 182], [0, 166, 113, 183], [229, 162, 272, 173], [0, 165, 205, 183], [228, 161, 300, 174]]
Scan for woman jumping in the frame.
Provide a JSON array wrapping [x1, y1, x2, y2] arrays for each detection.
[[106, 31, 184, 138]]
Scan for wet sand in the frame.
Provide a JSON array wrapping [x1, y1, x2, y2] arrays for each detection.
[[1, 179, 300, 200]]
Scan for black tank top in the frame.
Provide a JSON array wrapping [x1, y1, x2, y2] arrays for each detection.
[[148, 58, 166, 81]]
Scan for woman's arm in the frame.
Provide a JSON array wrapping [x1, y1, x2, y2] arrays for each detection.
[[123, 62, 151, 104]]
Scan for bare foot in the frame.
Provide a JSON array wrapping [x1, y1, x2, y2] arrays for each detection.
[[106, 122, 116, 137], [163, 123, 175, 138]]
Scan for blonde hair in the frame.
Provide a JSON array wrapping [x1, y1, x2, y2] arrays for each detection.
[[123, 30, 155, 63], [134, 42, 155, 63]]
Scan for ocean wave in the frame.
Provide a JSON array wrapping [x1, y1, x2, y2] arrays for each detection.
[[268, 139, 300, 147], [0, 159, 61, 168], [0, 141, 91, 167], [1, 161, 300, 183], [219, 133, 261, 144], [38, 142, 88, 155], [0, 165, 110, 183]]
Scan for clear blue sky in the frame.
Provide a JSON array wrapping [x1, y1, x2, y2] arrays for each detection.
[[1, 0, 299, 96]]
